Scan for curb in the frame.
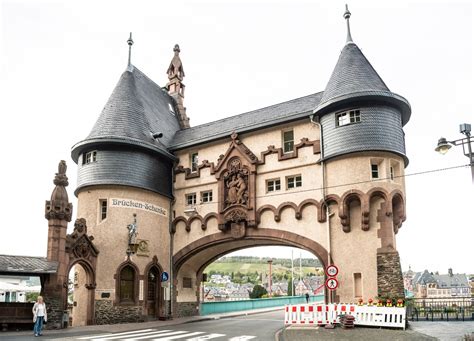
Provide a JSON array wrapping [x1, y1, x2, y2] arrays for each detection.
[[184, 306, 284, 324]]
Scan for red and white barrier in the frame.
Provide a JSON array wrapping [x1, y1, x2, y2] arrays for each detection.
[[284, 303, 406, 329]]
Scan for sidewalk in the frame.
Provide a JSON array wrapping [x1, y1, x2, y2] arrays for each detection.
[[0, 306, 283, 338]]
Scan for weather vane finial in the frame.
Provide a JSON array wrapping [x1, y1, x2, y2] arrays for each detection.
[[343, 4, 353, 43], [127, 32, 134, 66]]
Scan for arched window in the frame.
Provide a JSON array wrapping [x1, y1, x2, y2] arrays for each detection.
[[120, 265, 135, 302]]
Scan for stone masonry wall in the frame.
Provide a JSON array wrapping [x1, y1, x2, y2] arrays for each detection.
[[377, 251, 405, 299], [95, 301, 144, 325], [176, 302, 198, 317], [44, 296, 64, 330]]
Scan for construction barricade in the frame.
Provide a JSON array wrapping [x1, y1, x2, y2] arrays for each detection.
[[284, 303, 406, 329]]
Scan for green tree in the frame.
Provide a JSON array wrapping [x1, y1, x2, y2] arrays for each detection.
[[250, 284, 267, 298], [287, 278, 293, 296]]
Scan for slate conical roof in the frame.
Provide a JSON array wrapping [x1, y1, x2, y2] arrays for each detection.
[[314, 41, 411, 125], [72, 65, 181, 162]]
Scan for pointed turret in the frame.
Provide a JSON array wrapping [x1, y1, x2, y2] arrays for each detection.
[[315, 5, 411, 164], [71, 35, 180, 197], [166, 44, 190, 129]]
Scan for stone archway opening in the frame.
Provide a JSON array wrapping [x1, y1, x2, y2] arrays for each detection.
[[67, 261, 95, 327], [172, 229, 329, 317]]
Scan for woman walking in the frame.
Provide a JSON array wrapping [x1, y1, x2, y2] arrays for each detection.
[[32, 296, 47, 337]]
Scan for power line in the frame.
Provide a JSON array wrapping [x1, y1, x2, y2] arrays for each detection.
[[183, 163, 469, 207]]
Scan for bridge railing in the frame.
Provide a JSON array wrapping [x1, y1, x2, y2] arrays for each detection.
[[406, 297, 473, 321], [200, 294, 324, 316]]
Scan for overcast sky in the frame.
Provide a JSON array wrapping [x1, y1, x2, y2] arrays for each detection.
[[1, 0, 472, 274]]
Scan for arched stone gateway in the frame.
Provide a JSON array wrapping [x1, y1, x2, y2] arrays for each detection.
[[172, 229, 329, 316], [67, 6, 410, 323]]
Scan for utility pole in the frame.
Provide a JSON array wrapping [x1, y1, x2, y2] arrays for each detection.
[[267, 259, 273, 297], [299, 252, 302, 282], [291, 250, 294, 296]]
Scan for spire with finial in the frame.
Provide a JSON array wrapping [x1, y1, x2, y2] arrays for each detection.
[[343, 4, 353, 44], [127, 32, 134, 67], [166, 44, 190, 128]]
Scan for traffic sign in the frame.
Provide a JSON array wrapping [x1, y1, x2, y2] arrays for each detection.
[[161, 271, 169, 282], [325, 277, 339, 290], [325, 264, 339, 277]]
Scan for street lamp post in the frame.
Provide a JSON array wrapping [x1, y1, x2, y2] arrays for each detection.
[[267, 259, 273, 297], [435, 123, 474, 183]]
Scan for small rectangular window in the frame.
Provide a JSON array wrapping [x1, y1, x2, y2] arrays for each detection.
[[390, 166, 394, 180], [183, 277, 193, 289], [282, 130, 294, 153], [99, 199, 107, 221], [266, 179, 281, 192], [336, 110, 360, 127], [186, 193, 197, 206], [83, 151, 97, 165], [371, 164, 379, 179], [287, 175, 302, 189], [354, 273, 362, 298], [190, 153, 199, 173], [201, 191, 213, 203]]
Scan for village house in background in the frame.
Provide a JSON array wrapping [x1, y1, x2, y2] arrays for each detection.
[[404, 268, 471, 300]]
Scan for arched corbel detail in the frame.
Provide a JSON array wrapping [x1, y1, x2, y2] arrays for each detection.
[[390, 190, 406, 234], [339, 190, 365, 233], [367, 187, 391, 215], [203, 212, 219, 230], [256, 205, 277, 225], [171, 216, 189, 233], [276, 202, 299, 221], [188, 215, 204, 232], [297, 199, 320, 222], [321, 194, 340, 223]]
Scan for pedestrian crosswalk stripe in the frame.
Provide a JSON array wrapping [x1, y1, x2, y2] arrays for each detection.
[[123, 330, 190, 340], [78, 328, 256, 341], [98, 329, 180, 340], [228, 336, 257, 341], [77, 329, 157, 339], [151, 331, 206, 340], [187, 333, 226, 340]]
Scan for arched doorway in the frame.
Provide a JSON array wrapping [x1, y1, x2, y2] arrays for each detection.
[[145, 257, 164, 319], [67, 260, 96, 327]]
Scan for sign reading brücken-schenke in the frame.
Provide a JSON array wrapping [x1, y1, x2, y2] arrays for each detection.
[[110, 198, 168, 217]]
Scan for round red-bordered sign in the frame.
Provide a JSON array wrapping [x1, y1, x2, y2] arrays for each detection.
[[325, 277, 339, 290], [325, 264, 339, 277]]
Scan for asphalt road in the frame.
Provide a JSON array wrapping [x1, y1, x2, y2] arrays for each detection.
[[1, 310, 284, 341]]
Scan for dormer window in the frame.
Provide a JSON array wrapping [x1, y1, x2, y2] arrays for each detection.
[[336, 110, 361, 127], [83, 151, 97, 165]]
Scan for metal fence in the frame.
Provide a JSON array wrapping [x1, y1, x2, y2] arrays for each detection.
[[200, 294, 324, 316], [407, 297, 473, 321]]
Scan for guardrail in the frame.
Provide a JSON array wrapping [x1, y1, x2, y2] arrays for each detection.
[[200, 294, 324, 315]]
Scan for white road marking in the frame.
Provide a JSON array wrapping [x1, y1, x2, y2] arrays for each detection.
[[187, 333, 226, 340], [123, 330, 189, 340], [228, 336, 256, 341], [152, 331, 206, 340], [96, 329, 175, 340], [77, 329, 156, 339]]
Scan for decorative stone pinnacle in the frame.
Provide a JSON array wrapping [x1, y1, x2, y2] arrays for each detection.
[[344, 4, 353, 43], [54, 160, 69, 186], [174, 44, 180, 54]]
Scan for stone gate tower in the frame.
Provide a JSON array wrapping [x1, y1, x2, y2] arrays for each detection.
[[313, 6, 409, 299], [70, 41, 187, 322]]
